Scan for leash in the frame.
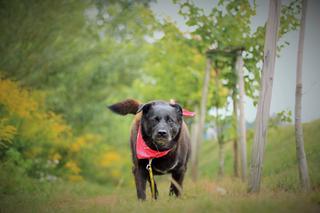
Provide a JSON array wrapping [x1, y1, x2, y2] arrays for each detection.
[[146, 158, 156, 199]]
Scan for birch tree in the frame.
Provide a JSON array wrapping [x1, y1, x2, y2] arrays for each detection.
[[236, 51, 247, 181], [191, 58, 211, 181], [294, 0, 311, 192], [248, 0, 281, 193]]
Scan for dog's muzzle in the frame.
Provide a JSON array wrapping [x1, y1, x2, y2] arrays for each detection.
[[154, 129, 172, 144]]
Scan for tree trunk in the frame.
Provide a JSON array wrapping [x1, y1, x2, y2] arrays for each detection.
[[232, 91, 239, 178], [214, 66, 225, 178], [190, 106, 199, 179], [191, 58, 211, 181], [236, 51, 247, 181], [295, 0, 311, 192], [218, 139, 225, 178], [248, 0, 280, 193]]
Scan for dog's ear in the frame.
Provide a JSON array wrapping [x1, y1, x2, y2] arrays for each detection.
[[137, 103, 153, 114], [170, 103, 183, 118]]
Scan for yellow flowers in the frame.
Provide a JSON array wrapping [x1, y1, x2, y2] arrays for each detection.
[[71, 133, 98, 153], [100, 151, 121, 167], [65, 160, 83, 182], [65, 160, 81, 174], [46, 112, 72, 145], [0, 119, 16, 148], [0, 79, 37, 118], [68, 175, 83, 182], [0, 78, 126, 183], [0, 78, 73, 175], [51, 152, 62, 161], [100, 151, 123, 179]]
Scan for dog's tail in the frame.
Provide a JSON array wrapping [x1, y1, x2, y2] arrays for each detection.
[[108, 99, 141, 115]]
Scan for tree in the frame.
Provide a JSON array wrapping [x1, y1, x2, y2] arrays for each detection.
[[191, 57, 211, 181], [248, 0, 281, 193], [0, 0, 156, 138], [213, 64, 224, 178], [294, 0, 311, 192], [232, 89, 239, 177], [236, 51, 247, 181], [0, 0, 159, 185], [174, 0, 300, 180], [133, 22, 205, 108]]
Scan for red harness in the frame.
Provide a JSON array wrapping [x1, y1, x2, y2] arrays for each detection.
[[136, 109, 195, 159]]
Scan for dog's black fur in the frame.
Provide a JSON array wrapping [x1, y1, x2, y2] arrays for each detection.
[[108, 99, 191, 200]]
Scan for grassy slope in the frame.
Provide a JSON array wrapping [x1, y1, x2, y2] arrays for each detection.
[[1, 120, 320, 213], [199, 119, 320, 191]]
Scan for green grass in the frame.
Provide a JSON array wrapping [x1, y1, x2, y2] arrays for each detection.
[[199, 119, 320, 191], [1, 119, 320, 212], [1, 179, 319, 213]]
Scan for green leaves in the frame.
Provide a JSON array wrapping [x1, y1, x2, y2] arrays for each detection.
[[174, 0, 301, 103], [134, 21, 205, 109]]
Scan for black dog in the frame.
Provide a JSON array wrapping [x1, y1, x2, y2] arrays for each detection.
[[108, 99, 191, 200]]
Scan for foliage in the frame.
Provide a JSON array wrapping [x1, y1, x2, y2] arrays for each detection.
[[0, 0, 155, 191], [174, 0, 301, 101], [133, 22, 205, 109], [268, 109, 293, 129], [0, 78, 71, 189], [0, 78, 128, 192], [0, 0, 156, 135]]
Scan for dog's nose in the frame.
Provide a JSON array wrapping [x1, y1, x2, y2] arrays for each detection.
[[157, 130, 167, 137]]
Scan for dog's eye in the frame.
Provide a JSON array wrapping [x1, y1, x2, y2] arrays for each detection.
[[166, 116, 174, 123], [153, 116, 160, 122]]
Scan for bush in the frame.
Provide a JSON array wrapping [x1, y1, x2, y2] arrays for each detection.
[[0, 78, 130, 192]]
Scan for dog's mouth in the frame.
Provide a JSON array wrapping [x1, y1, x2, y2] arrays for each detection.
[[153, 135, 172, 146], [155, 138, 169, 145]]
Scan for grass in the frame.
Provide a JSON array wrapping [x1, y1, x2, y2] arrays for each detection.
[[1, 179, 319, 213], [199, 119, 320, 191], [1, 119, 320, 212]]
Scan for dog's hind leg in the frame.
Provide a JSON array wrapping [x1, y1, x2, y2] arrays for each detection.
[[132, 166, 148, 200], [169, 169, 185, 197]]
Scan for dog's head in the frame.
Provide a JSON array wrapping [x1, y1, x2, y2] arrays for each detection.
[[138, 101, 183, 151]]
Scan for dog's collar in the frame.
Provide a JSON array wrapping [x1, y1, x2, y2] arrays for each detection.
[[136, 108, 195, 160]]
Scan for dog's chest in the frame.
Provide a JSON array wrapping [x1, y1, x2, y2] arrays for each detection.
[[152, 155, 179, 174]]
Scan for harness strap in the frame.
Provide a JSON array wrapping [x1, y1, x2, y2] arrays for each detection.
[[146, 158, 156, 199]]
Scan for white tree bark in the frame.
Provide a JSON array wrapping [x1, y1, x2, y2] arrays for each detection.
[[191, 58, 211, 181], [236, 52, 247, 181], [248, 0, 280, 193], [295, 0, 311, 192]]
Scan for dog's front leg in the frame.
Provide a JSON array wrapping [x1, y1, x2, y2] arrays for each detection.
[[169, 169, 185, 197], [132, 165, 147, 200]]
